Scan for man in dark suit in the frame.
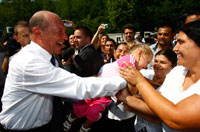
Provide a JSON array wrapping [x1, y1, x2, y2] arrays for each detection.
[[65, 26, 104, 131], [70, 26, 104, 77]]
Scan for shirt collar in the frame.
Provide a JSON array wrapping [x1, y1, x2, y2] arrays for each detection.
[[80, 44, 91, 52], [30, 41, 52, 62]]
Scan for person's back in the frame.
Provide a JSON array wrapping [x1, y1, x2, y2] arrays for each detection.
[[0, 49, 6, 112], [70, 44, 104, 77]]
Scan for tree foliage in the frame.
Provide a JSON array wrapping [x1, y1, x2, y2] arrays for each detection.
[[0, 0, 199, 41]]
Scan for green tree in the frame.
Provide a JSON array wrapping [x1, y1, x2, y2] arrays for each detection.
[[106, 0, 137, 32]]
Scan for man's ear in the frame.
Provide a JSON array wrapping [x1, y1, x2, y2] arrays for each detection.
[[32, 27, 42, 40], [32, 27, 40, 36], [87, 36, 91, 44]]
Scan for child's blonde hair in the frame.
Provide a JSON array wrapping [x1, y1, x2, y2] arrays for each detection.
[[127, 41, 138, 50], [128, 43, 153, 57]]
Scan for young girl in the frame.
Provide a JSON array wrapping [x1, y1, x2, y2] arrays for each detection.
[[63, 44, 153, 132]]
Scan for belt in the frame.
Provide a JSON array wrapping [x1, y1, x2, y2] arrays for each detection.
[[0, 122, 51, 132]]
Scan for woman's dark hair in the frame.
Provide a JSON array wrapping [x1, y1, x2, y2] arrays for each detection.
[[179, 20, 200, 46], [155, 49, 177, 67]]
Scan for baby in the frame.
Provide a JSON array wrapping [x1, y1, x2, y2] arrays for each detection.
[[63, 44, 153, 132]]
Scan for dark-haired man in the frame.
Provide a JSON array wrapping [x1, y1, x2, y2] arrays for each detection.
[[123, 23, 136, 43], [70, 26, 104, 77], [148, 25, 175, 69]]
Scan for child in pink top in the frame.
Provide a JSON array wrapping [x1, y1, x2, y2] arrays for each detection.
[[63, 44, 153, 132]]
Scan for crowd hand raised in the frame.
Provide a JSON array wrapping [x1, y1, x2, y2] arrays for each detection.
[[63, 19, 76, 30], [119, 62, 144, 86], [97, 24, 106, 32]]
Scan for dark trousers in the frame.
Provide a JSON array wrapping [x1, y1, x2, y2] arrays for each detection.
[[0, 122, 52, 132]]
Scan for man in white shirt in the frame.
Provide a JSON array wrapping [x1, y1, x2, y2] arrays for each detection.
[[0, 11, 126, 132]]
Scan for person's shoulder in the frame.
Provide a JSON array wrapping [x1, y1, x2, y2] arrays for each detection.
[[169, 65, 186, 74], [149, 43, 157, 50], [164, 66, 187, 81], [81, 44, 94, 50], [140, 69, 154, 79], [80, 44, 97, 53]]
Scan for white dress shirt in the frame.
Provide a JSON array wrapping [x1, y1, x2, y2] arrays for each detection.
[[0, 41, 126, 130]]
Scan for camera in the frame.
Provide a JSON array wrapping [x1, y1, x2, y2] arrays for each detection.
[[4, 37, 21, 56], [62, 20, 72, 27], [103, 24, 108, 29]]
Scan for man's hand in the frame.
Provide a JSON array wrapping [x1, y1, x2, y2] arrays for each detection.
[[116, 88, 130, 104]]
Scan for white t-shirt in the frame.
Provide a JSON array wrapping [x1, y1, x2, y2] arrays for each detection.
[[134, 69, 163, 132], [159, 66, 200, 132]]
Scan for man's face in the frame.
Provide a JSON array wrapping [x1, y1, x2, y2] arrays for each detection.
[[74, 30, 89, 50], [124, 28, 135, 42], [105, 40, 115, 56], [41, 18, 68, 55], [157, 27, 174, 46], [15, 27, 30, 47]]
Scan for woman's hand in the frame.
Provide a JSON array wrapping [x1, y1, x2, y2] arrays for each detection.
[[119, 62, 145, 87], [63, 20, 76, 30], [97, 24, 106, 33]]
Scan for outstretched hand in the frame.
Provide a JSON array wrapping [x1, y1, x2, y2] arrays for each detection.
[[115, 88, 130, 104], [119, 62, 145, 86]]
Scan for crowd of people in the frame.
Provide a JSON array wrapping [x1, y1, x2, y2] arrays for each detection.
[[0, 10, 199, 132]]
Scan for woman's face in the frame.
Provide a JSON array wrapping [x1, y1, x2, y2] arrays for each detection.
[[173, 31, 200, 69], [153, 55, 173, 77], [114, 44, 128, 60], [100, 35, 108, 52]]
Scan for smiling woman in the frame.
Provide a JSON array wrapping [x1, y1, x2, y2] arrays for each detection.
[[118, 20, 200, 132], [152, 49, 177, 84], [132, 48, 177, 132]]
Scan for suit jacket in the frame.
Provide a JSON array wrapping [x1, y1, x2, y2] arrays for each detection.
[[70, 44, 104, 77]]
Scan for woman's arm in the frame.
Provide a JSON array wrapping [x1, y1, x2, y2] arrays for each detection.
[[91, 24, 105, 50], [116, 88, 161, 123], [119, 62, 200, 130]]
